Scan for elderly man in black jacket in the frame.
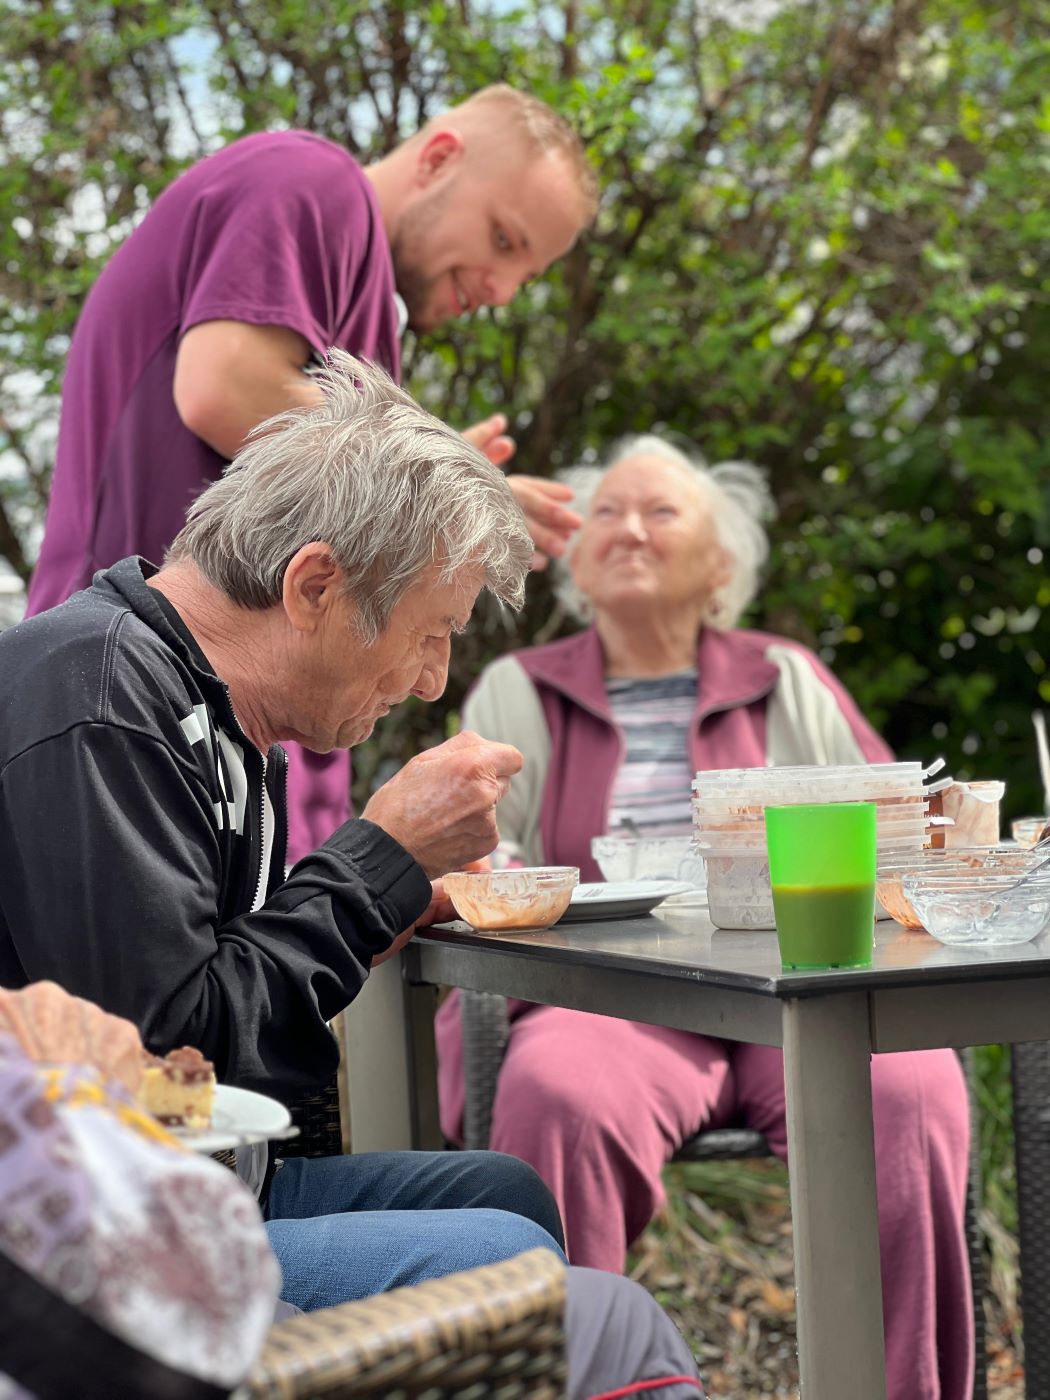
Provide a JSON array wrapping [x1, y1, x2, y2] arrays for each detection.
[[0, 349, 556, 1249], [0, 353, 705, 1398], [1, 355, 529, 1091]]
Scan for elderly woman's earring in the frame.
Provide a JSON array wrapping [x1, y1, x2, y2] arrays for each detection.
[[708, 595, 723, 620]]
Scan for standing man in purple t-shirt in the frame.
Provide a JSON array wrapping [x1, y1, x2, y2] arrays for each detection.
[[28, 84, 597, 860]]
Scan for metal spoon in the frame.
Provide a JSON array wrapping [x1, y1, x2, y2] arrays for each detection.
[[1000, 836, 1050, 892], [1034, 711, 1050, 815]]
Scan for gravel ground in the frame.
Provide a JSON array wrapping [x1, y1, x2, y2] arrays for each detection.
[[631, 1159, 1024, 1399]]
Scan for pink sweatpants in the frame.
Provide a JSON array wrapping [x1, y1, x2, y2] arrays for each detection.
[[436, 994, 973, 1400]]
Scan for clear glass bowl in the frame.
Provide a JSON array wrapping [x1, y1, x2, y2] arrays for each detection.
[[901, 870, 1050, 946], [1013, 817, 1050, 848], [877, 856, 989, 930], [590, 835, 707, 889], [442, 867, 579, 932], [878, 848, 1039, 930]]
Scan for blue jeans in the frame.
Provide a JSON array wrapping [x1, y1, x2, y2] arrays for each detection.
[[263, 1150, 566, 1311]]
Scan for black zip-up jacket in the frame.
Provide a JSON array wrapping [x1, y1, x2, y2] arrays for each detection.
[[0, 558, 431, 1099]]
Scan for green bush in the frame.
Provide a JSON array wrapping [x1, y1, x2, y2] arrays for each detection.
[[2, 0, 1046, 1282]]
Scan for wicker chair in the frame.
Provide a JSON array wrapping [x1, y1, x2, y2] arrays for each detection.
[[0, 1244, 567, 1400], [282, 1077, 345, 1158], [278, 1014, 352, 1159], [460, 988, 991, 1400], [251, 1246, 566, 1398], [1012, 1040, 1050, 1398]]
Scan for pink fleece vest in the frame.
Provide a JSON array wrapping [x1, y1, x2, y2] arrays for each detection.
[[511, 627, 773, 879], [510, 624, 892, 881]]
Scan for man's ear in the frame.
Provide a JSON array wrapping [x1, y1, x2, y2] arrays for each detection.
[[282, 543, 346, 632], [415, 127, 465, 187]]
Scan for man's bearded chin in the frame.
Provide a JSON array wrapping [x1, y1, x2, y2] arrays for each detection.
[[391, 186, 457, 332], [390, 244, 432, 332]]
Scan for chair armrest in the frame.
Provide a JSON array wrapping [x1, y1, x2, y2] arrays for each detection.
[[248, 1247, 567, 1398], [674, 1128, 772, 1163]]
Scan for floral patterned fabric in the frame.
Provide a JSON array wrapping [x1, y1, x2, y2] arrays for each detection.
[[0, 1034, 280, 1395]]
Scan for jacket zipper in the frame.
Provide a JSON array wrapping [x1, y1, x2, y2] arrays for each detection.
[[271, 746, 290, 884], [222, 684, 267, 911], [250, 770, 266, 912]]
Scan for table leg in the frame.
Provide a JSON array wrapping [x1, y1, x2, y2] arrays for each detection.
[[342, 956, 414, 1152], [782, 992, 887, 1400], [405, 979, 442, 1151]]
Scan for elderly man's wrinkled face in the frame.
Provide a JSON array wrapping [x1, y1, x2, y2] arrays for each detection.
[[292, 563, 484, 752], [569, 455, 732, 619]]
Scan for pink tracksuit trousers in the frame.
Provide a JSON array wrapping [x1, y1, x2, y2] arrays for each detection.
[[436, 995, 973, 1400]]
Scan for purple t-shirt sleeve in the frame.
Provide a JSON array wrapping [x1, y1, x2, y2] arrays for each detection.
[[178, 138, 373, 356]]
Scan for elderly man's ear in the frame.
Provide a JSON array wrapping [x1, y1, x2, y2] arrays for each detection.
[[281, 543, 347, 632]]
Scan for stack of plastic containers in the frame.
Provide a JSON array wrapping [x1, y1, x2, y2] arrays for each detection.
[[692, 763, 934, 929]]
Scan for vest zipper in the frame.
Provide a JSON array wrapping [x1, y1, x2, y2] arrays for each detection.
[[688, 683, 779, 771]]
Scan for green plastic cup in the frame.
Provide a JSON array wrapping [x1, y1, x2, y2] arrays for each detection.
[[764, 802, 877, 969]]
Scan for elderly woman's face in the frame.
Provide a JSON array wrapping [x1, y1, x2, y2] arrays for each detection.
[[569, 455, 731, 619]]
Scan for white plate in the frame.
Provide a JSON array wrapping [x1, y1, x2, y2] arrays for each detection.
[[556, 880, 694, 923], [170, 1083, 296, 1154]]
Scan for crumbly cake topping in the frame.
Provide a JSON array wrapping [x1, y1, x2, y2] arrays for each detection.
[[158, 1046, 214, 1084]]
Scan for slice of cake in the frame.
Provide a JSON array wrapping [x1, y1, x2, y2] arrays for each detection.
[[140, 1046, 216, 1130]]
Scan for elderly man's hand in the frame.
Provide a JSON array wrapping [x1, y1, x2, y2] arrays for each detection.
[[362, 731, 524, 878]]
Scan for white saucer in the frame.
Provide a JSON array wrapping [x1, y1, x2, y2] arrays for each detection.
[[170, 1084, 296, 1154], [556, 880, 695, 923]]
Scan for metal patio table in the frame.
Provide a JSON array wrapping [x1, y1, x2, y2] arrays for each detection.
[[343, 905, 1050, 1400]]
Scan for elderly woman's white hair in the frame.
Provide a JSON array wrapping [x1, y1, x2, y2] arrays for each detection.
[[555, 434, 776, 629], [168, 351, 533, 645]]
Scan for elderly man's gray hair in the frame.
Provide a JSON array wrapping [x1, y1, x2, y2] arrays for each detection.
[[168, 351, 533, 643], [555, 434, 776, 629]]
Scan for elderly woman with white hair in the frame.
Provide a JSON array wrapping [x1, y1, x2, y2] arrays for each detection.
[[436, 434, 973, 1400]]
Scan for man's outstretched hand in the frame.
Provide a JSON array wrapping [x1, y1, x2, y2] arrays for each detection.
[[506, 475, 582, 570], [362, 730, 523, 879], [462, 413, 516, 468]]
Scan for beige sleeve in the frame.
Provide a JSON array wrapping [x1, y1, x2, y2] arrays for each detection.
[[764, 644, 871, 766], [462, 656, 551, 866]]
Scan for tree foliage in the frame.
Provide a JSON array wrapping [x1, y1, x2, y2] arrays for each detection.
[[1, 0, 1048, 811]]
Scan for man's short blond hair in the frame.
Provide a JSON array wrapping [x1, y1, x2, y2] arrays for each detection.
[[437, 84, 599, 224]]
